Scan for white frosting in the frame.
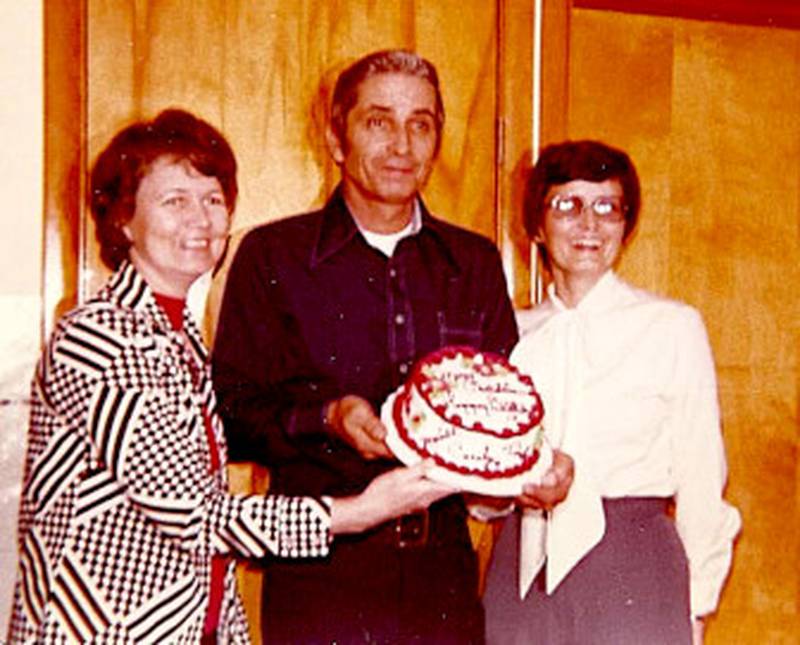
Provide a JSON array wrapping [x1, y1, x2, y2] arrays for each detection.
[[395, 348, 544, 478], [399, 385, 542, 474]]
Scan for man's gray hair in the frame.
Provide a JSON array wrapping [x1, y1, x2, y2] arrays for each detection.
[[330, 49, 445, 152]]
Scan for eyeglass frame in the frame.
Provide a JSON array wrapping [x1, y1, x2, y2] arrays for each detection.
[[546, 193, 628, 223]]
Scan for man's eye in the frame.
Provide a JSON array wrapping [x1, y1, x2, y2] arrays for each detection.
[[410, 119, 431, 133], [207, 194, 226, 207], [367, 116, 387, 128]]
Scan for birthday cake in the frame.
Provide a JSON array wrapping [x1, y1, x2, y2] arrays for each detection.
[[383, 346, 549, 495]]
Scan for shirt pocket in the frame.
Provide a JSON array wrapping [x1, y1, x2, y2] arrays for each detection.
[[437, 309, 484, 348]]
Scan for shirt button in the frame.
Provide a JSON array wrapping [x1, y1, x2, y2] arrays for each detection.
[[399, 363, 409, 375], [389, 268, 397, 279], [395, 314, 405, 325]]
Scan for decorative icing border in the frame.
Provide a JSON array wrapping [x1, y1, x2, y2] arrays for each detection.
[[392, 384, 543, 479], [407, 345, 544, 437], [381, 390, 553, 497]]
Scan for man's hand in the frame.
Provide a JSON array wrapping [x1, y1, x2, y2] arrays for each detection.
[[516, 449, 574, 511], [326, 395, 393, 459]]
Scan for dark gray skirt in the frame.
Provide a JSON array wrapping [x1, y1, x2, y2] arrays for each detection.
[[484, 497, 691, 645]]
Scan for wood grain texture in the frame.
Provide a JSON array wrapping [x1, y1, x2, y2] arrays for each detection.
[[497, 0, 535, 307], [574, 0, 800, 30], [568, 9, 800, 643], [43, 0, 86, 337], [85, 0, 501, 238], [83, 0, 508, 302]]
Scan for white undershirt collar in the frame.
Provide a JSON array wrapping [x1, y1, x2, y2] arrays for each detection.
[[357, 201, 422, 257]]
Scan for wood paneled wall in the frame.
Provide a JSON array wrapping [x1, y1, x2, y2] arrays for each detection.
[[43, 2, 799, 643], [81, 0, 516, 292], [567, 8, 800, 643]]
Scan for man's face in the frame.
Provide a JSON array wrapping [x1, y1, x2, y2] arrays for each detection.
[[330, 72, 439, 209]]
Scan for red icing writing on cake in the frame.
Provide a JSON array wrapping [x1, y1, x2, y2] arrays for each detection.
[[393, 346, 545, 479]]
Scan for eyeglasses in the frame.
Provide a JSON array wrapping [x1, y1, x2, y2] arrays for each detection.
[[547, 194, 627, 222]]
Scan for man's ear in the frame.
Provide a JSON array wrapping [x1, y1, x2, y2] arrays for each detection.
[[325, 126, 345, 164]]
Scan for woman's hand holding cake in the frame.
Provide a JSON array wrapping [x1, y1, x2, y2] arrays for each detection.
[[332, 461, 459, 533], [465, 449, 574, 516], [516, 449, 574, 511]]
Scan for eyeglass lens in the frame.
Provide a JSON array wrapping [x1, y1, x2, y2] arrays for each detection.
[[549, 195, 624, 220]]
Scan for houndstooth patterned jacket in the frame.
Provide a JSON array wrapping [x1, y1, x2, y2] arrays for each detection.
[[8, 262, 331, 644]]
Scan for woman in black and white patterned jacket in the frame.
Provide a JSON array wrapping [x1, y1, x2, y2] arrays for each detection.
[[8, 109, 453, 644]]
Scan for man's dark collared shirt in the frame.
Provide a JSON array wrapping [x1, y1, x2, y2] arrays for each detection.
[[212, 187, 518, 497]]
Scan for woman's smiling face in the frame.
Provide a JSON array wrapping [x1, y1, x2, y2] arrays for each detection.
[[123, 156, 231, 297], [539, 179, 626, 287]]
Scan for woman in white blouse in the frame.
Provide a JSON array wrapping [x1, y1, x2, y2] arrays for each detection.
[[483, 140, 740, 645]]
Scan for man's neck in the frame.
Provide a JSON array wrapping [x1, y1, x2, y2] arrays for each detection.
[[341, 184, 415, 234]]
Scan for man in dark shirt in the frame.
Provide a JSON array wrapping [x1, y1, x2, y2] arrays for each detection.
[[213, 49, 563, 643]]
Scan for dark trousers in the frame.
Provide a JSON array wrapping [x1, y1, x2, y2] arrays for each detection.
[[484, 498, 691, 645], [262, 510, 484, 644]]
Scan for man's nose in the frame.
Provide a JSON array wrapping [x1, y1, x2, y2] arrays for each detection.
[[390, 125, 412, 154]]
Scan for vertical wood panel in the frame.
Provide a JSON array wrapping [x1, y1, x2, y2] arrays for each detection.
[[668, 21, 800, 642], [497, 0, 535, 308], [568, 9, 800, 643], [85, 0, 502, 238], [415, 0, 498, 241], [539, 0, 571, 148], [568, 11, 674, 294], [84, 0, 505, 294], [530, 0, 573, 303], [84, 0, 138, 295], [43, 1, 87, 337]]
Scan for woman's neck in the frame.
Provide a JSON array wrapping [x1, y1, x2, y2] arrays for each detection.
[[551, 272, 603, 309]]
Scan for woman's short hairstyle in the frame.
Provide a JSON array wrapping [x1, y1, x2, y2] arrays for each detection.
[[89, 109, 238, 270], [524, 140, 641, 244], [330, 49, 445, 154]]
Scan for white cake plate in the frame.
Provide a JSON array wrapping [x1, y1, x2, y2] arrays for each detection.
[[380, 390, 553, 497]]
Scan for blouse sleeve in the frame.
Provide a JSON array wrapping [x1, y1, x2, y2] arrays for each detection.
[[47, 311, 331, 560], [669, 306, 741, 617]]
